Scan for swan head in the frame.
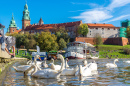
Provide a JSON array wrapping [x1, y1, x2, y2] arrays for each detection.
[[65, 58, 69, 62], [44, 57, 47, 60], [114, 59, 119, 62], [82, 60, 87, 66], [34, 55, 41, 60]]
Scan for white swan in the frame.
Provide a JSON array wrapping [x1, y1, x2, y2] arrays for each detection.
[[82, 60, 97, 71], [124, 61, 130, 63], [65, 58, 69, 68], [24, 54, 65, 79], [75, 65, 91, 77], [61, 58, 78, 75], [105, 59, 119, 68], [13, 55, 41, 72], [41, 57, 48, 68], [50, 58, 62, 71]]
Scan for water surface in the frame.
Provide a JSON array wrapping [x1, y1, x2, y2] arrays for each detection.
[[2, 59, 130, 86]]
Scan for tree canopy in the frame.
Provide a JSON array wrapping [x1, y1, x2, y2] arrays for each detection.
[[125, 26, 130, 38], [37, 32, 58, 52], [78, 24, 88, 37]]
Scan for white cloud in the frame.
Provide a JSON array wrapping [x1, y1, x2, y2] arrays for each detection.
[[71, 9, 113, 23], [105, 15, 130, 23], [70, 0, 130, 23], [107, 0, 130, 10]]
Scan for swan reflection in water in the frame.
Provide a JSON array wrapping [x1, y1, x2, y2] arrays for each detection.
[[24, 75, 67, 86]]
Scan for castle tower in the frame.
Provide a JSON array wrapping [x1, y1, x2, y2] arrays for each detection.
[[39, 17, 44, 25], [22, 3, 30, 30], [9, 14, 17, 34]]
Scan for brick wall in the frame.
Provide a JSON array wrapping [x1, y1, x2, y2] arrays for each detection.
[[75, 37, 130, 46], [9, 27, 17, 34]]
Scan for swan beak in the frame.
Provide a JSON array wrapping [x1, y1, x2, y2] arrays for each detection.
[[39, 57, 42, 61]]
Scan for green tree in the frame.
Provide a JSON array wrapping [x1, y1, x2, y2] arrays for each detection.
[[37, 32, 58, 52], [78, 24, 88, 37], [58, 38, 67, 50], [94, 33, 102, 48], [125, 26, 130, 38]]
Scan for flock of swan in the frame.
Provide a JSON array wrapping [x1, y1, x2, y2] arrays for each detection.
[[13, 54, 130, 79]]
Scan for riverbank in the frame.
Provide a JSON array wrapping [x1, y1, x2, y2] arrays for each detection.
[[97, 45, 130, 58], [0, 57, 27, 85]]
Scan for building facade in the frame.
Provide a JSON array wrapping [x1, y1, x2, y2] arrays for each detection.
[[24, 20, 82, 38], [86, 23, 120, 38]]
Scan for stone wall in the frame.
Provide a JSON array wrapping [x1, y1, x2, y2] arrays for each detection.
[[86, 27, 119, 38], [75, 37, 129, 46]]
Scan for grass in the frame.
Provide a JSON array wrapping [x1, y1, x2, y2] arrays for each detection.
[[97, 45, 130, 58], [13, 50, 32, 60]]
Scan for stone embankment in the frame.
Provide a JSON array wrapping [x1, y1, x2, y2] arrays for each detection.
[[0, 57, 27, 85], [0, 57, 27, 74]]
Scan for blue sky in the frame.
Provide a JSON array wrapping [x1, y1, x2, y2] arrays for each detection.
[[0, 0, 130, 34]]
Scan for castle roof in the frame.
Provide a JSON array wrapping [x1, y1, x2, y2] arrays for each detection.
[[25, 21, 82, 31], [16, 29, 22, 33], [87, 23, 116, 28], [9, 14, 17, 28]]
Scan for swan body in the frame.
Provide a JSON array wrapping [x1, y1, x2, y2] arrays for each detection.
[[82, 60, 97, 71], [75, 65, 91, 77], [61, 66, 79, 76], [125, 61, 130, 63], [41, 58, 48, 68], [49, 58, 63, 71], [13, 55, 41, 72], [24, 54, 65, 79], [87, 61, 97, 71], [13, 65, 31, 72], [105, 59, 119, 68], [61, 58, 78, 76]]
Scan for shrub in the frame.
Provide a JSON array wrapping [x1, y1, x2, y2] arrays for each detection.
[[124, 48, 130, 54]]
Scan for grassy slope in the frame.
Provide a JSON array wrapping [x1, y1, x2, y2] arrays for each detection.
[[97, 45, 130, 58]]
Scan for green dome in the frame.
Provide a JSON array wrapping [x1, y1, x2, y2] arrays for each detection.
[[9, 14, 17, 28], [22, 3, 30, 20]]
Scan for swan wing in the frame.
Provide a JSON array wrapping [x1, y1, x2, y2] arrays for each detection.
[[87, 63, 97, 71], [61, 69, 75, 75], [14, 65, 31, 72], [33, 69, 58, 78]]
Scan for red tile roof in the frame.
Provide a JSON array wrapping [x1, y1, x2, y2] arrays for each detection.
[[16, 29, 22, 33], [25, 21, 82, 31], [87, 23, 115, 28]]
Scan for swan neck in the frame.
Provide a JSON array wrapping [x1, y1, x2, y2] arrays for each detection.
[[52, 59, 54, 63], [59, 55, 65, 72], [24, 65, 35, 75], [32, 65, 38, 75], [79, 65, 83, 80], [114, 60, 117, 66], [45, 60, 46, 64], [65, 59, 67, 68]]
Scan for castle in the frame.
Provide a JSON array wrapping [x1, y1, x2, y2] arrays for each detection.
[[7, 3, 123, 39]]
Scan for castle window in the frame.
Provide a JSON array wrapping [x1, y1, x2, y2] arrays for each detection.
[[13, 30, 14, 32], [108, 28, 110, 30], [114, 28, 115, 30], [102, 28, 104, 30], [96, 28, 98, 30]]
